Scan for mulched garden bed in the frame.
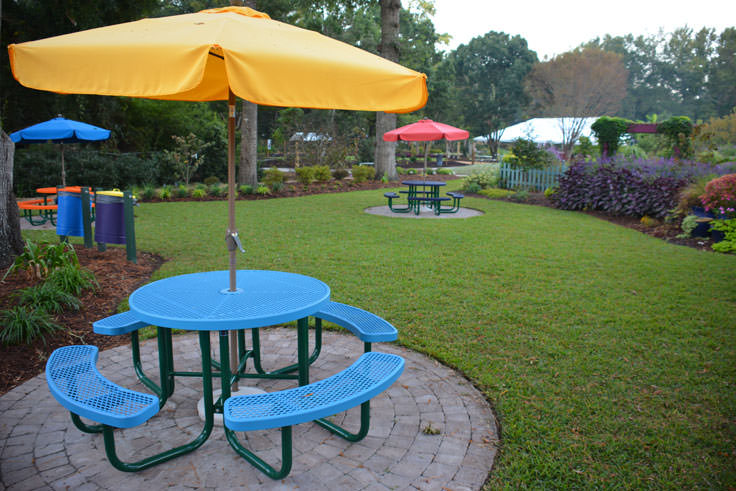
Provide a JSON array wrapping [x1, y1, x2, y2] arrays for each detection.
[[0, 248, 163, 395]]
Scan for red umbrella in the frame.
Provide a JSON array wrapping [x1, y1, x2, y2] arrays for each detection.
[[383, 119, 469, 174]]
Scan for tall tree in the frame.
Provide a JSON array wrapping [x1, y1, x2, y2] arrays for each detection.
[[237, 0, 258, 187], [709, 28, 736, 117], [374, 0, 401, 181], [525, 47, 627, 159], [1, 0, 24, 268], [452, 32, 537, 159]]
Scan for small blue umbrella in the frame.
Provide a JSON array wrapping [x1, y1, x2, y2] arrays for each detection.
[[10, 115, 110, 186]]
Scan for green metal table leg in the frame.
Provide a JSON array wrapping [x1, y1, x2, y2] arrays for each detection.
[[100, 330, 214, 472], [225, 426, 293, 479], [131, 330, 166, 405], [297, 317, 309, 386], [315, 400, 371, 442]]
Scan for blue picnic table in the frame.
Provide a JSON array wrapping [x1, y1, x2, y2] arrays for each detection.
[[45, 269, 404, 479]]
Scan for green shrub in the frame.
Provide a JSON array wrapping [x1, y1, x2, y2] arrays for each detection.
[[238, 184, 253, 195], [256, 185, 270, 195], [544, 186, 557, 198], [479, 188, 514, 199], [295, 167, 315, 187], [465, 182, 482, 194], [677, 214, 699, 238], [313, 165, 332, 182], [140, 185, 157, 201], [510, 190, 530, 202], [262, 167, 285, 189], [332, 168, 349, 180], [14, 283, 82, 314], [463, 167, 498, 191], [505, 139, 555, 169], [3, 240, 80, 280], [159, 185, 172, 200], [208, 184, 224, 197], [203, 176, 220, 186], [396, 167, 407, 175], [46, 264, 98, 296], [191, 187, 207, 199], [351, 165, 375, 183], [176, 184, 189, 198], [0, 305, 63, 346], [711, 218, 736, 253], [436, 168, 454, 175]]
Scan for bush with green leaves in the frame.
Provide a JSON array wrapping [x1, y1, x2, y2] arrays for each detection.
[[351, 165, 375, 184], [504, 139, 556, 170], [159, 185, 172, 200], [313, 165, 332, 182], [463, 167, 499, 191], [208, 184, 224, 197], [262, 167, 285, 189], [657, 116, 694, 159], [591, 116, 632, 156], [46, 264, 98, 296], [256, 185, 270, 195], [191, 187, 207, 199], [332, 168, 349, 180], [140, 185, 157, 201], [203, 176, 220, 186], [677, 214, 699, 238], [436, 168, 454, 175], [711, 218, 736, 253], [238, 184, 253, 195], [3, 240, 80, 280], [176, 184, 189, 198], [0, 305, 63, 346], [295, 167, 314, 187], [479, 187, 514, 199], [14, 283, 82, 314]]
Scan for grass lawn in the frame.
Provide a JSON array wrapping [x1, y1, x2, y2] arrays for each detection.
[[24, 184, 736, 488]]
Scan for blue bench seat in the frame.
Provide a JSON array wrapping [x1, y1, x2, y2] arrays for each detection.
[[46, 345, 158, 428], [224, 351, 403, 431], [314, 301, 397, 344], [222, 352, 404, 479], [93, 310, 148, 336]]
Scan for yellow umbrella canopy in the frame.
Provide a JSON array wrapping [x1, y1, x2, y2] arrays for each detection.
[[8, 6, 427, 111], [8, 6, 427, 287], [9, 7, 428, 385]]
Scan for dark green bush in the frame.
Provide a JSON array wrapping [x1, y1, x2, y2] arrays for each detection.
[[351, 165, 375, 183], [591, 116, 632, 157], [506, 139, 555, 169], [295, 167, 315, 187], [0, 305, 63, 346], [14, 283, 82, 314], [332, 168, 349, 180], [203, 176, 220, 186], [262, 168, 285, 189], [313, 165, 332, 182], [46, 264, 98, 296]]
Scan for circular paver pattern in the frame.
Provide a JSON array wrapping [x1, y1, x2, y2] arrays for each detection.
[[0, 328, 497, 490], [364, 205, 483, 219]]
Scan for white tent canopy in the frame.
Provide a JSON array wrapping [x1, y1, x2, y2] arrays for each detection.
[[474, 117, 598, 144]]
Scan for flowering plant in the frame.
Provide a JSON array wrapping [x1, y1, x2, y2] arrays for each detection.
[[700, 173, 736, 217]]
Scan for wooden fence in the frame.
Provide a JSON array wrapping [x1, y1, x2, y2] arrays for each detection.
[[499, 163, 567, 191]]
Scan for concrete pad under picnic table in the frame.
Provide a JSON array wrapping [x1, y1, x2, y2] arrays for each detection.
[[0, 328, 497, 490], [365, 205, 483, 219]]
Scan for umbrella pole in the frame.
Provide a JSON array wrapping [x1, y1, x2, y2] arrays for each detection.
[[61, 144, 66, 187], [423, 141, 429, 176], [228, 89, 240, 391]]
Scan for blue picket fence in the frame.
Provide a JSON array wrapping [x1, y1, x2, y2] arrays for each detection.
[[499, 163, 567, 191]]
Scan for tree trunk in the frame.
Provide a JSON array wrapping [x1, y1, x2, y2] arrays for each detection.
[[238, 100, 258, 187], [374, 0, 401, 181], [236, 0, 258, 188], [0, 131, 23, 269]]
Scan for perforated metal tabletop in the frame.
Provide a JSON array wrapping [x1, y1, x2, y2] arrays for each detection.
[[129, 270, 330, 330]]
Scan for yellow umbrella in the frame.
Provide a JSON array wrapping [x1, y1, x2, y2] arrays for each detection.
[[8, 6, 428, 291], [9, 6, 427, 389]]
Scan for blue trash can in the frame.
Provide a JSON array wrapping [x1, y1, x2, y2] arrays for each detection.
[[56, 190, 85, 237]]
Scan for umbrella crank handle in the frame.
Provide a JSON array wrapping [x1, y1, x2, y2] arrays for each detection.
[[226, 232, 245, 253]]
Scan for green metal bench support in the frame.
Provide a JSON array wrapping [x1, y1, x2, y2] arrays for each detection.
[[384, 192, 411, 213], [223, 352, 404, 480], [45, 338, 215, 472]]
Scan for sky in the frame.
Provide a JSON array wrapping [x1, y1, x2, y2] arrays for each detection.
[[424, 0, 735, 59]]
